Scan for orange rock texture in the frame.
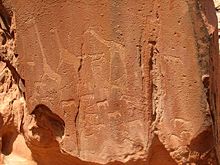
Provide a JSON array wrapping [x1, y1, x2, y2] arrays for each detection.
[[0, 0, 219, 164]]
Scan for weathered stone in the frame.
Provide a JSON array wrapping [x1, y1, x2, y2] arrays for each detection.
[[0, 0, 219, 164]]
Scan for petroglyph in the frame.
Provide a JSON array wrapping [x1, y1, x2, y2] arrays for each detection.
[[85, 29, 125, 52], [84, 29, 127, 81], [51, 29, 80, 70], [1, 1, 218, 164], [34, 24, 61, 86]]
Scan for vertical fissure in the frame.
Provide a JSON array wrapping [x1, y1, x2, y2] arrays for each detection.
[[148, 40, 162, 132], [137, 32, 144, 94], [75, 101, 80, 156], [148, 42, 156, 124], [75, 42, 84, 156]]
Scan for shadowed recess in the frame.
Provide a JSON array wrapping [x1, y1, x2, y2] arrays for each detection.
[[31, 104, 65, 140]]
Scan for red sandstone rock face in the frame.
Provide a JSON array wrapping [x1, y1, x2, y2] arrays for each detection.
[[0, 0, 219, 164]]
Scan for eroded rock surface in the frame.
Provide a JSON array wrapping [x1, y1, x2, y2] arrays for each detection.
[[0, 0, 219, 165]]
